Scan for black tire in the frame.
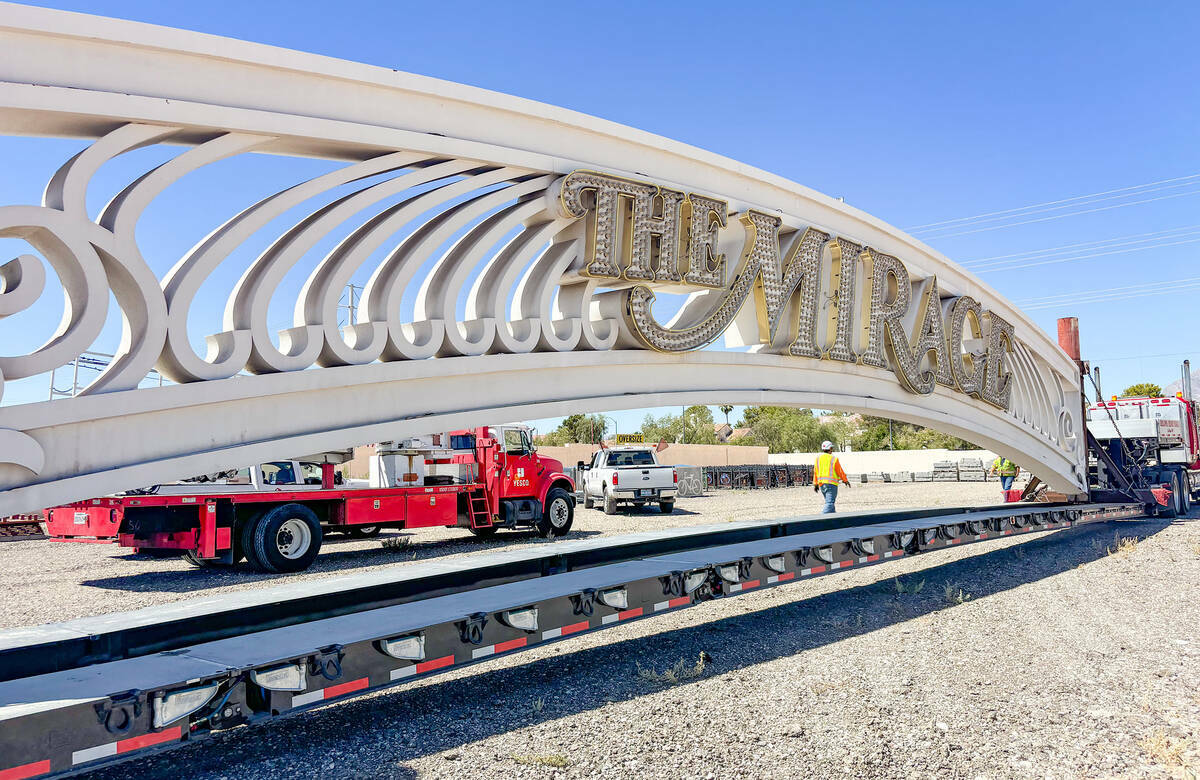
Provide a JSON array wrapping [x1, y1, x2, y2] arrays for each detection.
[[469, 525, 499, 539], [1160, 473, 1180, 519], [659, 499, 675, 514], [537, 487, 574, 538], [603, 489, 618, 515], [243, 503, 323, 573], [583, 493, 594, 509], [347, 525, 381, 538]]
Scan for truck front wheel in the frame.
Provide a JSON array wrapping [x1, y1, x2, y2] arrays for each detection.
[[538, 488, 574, 538], [583, 492, 594, 509], [603, 490, 618, 515], [243, 504, 323, 573]]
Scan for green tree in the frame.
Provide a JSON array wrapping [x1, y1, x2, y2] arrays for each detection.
[[683, 405, 717, 444], [718, 405, 734, 426], [851, 415, 974, 451], [641, 411, 682, 443], [553, 414, 608, 444], [728, 406, 847, 454], [1121, 382, 1162, 398]]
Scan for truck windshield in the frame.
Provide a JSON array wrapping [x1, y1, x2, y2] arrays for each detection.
[[608, 450, 656, 467]]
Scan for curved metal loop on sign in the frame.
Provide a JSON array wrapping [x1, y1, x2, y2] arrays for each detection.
[[0, 5, 1087, 514]]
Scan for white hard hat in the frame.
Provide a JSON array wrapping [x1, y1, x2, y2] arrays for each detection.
[[821, 440, 834, 452]]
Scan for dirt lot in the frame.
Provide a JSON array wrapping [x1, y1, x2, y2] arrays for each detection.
[[4, 483, 1198, 779]]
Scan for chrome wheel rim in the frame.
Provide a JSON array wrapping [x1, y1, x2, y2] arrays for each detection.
[[549, 498, 570, 528], [276, 518, 312, 559]]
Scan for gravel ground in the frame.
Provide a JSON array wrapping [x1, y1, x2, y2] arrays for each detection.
[[5, 484, 1198, 779]]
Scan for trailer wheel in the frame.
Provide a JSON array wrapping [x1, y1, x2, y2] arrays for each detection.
[[538, 487, 574, 538], [603, 489, 618, 515], [1160, 472, 1181, 519], [347, 525, 381, 538], [244, 504, 323, 573]]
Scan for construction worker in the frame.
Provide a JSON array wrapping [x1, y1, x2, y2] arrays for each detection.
[[990, 456, 1020, 492], [813, 440, 850, 513]]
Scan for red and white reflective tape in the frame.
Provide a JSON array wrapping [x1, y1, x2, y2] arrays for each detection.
[[471, 636, 527, 659], [948, 538, 962, 545], [883, 550, 904, 559], [71, 726, 181, 766], [828, 560, 854, 570], [290, 677, 369, 708], [601, 607, 644, 625], [541, 620, 589, 640], [800, 565, 826, 576], [653, 596, 691, 612], [0, 759, 50, 780], [726, 579, 760, 594], [390, 654, 454, 681], [766, 572, 795, 584], [858, 554, 881, 564]]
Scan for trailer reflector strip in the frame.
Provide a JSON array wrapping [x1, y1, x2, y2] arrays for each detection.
[[801, 565, 826, 575], [601, 607, 645, 625], [828, 561, 853, 570], [541, 619, 590, 641], [291, 677, 369, 707], [72, 726, 181, 765], [766, 572, 795, 584], [883, 550, 904, 558], [726, 579, 760, 593], [0, 760, 50, 780], [390, 654, 455, 680], [653, 596, 691, 612], [471, 636, 529, 659]]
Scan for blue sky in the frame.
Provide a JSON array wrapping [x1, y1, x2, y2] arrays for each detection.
[[2, 0, 1198, 436]]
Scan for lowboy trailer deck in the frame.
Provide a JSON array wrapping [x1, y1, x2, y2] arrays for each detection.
[[0, 500, 1145, 778]]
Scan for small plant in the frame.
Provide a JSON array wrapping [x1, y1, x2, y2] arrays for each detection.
[[513, 753, 571, 768], [1191, 541, 1200, 558], [1107, 534, 1138, 557], [893, 576, 925, 595], [531, 696, 544, 713], [1011, 544, 1026, 559], [381, 536, 412, 552], [1140, 729, 1192, 768], [943, 582, 972, 605], [636, 652, 710, 685]]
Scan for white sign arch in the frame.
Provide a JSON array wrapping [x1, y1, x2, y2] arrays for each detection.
[[0, 4, 1085, 514]]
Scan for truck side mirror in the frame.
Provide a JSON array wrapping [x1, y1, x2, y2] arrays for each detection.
[[577, 460, 586, 471]]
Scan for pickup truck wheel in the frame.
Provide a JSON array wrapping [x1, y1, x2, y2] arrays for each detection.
[[659, 499, 675, 514], [347, 525, 381, 538], [245, 504, 323, 573], [537, 488, 574, 538], [583, 493, 594, 509], [603, 490, 618, 515]]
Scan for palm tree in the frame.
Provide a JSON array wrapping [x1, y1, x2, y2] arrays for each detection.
[[719, 405, 734, 426]]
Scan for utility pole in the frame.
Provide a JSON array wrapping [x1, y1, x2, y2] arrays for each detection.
[[888, 419, 894, 450], [338, 283, 361, 327], [681, 406, 686, 444]]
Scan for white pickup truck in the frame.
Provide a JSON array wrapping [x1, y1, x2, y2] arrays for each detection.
[[580, 445, 677, 514]]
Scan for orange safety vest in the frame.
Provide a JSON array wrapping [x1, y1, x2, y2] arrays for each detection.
[[815, 453, 846, 486]]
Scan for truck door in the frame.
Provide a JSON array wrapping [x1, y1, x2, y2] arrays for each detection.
[[500, 428, 539, 498]]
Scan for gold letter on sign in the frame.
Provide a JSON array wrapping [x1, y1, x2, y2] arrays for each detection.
[[946, 296, 986, 397], [824, 238, 862, 364], [982, 311, 1015, 409], [907, 277, 956, 394], [558, 170, 685, 282], [682, 194, 728, 288], [858, 248, 911, 371]]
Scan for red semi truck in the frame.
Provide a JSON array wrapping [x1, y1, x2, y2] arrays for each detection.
[[45, 425, 575, 572]]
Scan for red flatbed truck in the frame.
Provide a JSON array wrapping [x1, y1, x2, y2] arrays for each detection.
[[44, 425, 575, 573]]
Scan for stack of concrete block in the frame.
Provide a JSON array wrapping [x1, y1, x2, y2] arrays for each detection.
[[958, 457, 986, 482], [890, 471, 912, 482], [913, 471, 933, 482], [932, 460, 959, 481], [865, 472, 886, 483]]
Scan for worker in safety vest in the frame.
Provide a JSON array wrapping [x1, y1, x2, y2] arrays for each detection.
[[990, 456, 1020, 492], [813, 440, 850, 513]]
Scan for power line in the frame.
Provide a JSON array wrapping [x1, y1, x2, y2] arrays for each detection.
[[972, 235, 1200, 273], [1018, 279, 1200, 311], [1020, 276, 1200, 304], [916, 188, 1200, 239], [961, 223, 1200, 265], [904, 172, 1200, 231]]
